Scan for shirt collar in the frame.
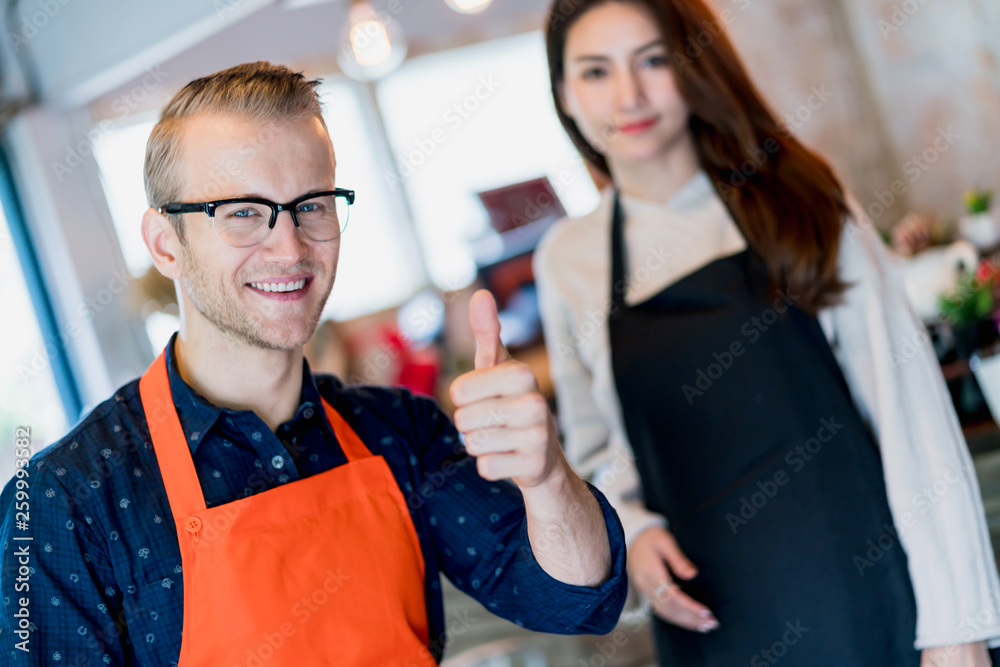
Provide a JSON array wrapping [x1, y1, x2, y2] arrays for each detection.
[[618, 169, 715, 215], [163, 332, 327, 453]]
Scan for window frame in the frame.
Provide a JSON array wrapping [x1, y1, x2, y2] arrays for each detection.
[[0, 144, 82, 421]]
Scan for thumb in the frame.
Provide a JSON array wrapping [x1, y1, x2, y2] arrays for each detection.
[[469, 289, 509, 369]]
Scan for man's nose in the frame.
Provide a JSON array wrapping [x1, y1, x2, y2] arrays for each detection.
[[260, 209, 308, 261]]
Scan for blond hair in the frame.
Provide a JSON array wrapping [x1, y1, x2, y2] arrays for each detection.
[[143, 61, 327, 241]]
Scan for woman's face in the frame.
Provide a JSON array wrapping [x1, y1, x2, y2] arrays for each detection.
[[561, 2, 691, 169]]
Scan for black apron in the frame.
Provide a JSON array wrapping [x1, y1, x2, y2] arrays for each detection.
[[607, 194, 920, 666]]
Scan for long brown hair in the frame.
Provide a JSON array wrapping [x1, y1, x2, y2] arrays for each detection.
[[545, 0, 850, 313]]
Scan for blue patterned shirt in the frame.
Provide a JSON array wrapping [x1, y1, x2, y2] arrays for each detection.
[[0, 335, 626, 665]]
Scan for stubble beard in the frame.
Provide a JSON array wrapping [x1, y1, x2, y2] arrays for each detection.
[[181, 247, 333, 352]]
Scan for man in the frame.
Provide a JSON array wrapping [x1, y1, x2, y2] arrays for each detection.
[[0, 62, 626, 665]]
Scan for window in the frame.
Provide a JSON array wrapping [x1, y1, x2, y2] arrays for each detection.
[[93, 118, 179, 353], [0, 176, 70, 486], [318, 80, 427, 320], [95, 118, 158, 278], [376, 30, 601, 291]]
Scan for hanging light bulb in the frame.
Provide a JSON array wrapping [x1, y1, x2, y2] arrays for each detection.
[[338, 1, 408, 81], [350, 19, 392, 67], [444, 0, 492, 14]]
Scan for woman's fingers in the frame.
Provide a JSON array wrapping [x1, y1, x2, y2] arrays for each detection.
[[628, 526, 718, 632], [656, 529, 698, 580], [651, 583, 719, 633]]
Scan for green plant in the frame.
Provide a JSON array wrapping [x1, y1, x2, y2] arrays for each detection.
[[964, 189, 994, 215], [939, 268, 995, 327]]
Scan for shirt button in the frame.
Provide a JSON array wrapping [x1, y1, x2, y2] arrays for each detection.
[[185, 517, 202, 533], [271, 455, 285, 469], [303, 407, 314, 419]]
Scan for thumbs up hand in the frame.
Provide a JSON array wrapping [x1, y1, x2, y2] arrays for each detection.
[[450, 289, 565, 490], [452, 290, 612, 587]]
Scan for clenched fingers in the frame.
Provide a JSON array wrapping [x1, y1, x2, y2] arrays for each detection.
[[474, 451, 550, 482], [450, 360, 537, 407], [463, 423, 550, 457], [453, 394, 549, 433]]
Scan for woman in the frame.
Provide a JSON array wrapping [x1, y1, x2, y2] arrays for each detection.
[[534, 0, 1000, 664]]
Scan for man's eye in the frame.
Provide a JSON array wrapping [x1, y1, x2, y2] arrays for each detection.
[[297, 203, 319, 213], [232, 208, 259, 218]]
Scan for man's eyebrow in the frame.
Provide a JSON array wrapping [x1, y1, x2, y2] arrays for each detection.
[[217, 189, 331, 201], [200, 192, 267, 201], [572, 40, 664, 62]]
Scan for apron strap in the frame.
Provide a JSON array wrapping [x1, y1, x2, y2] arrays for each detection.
[[140, 349, 376, 520], [319, 397, 374, 462], [139, 352, 208, 518], [609, 191, 628, 313]]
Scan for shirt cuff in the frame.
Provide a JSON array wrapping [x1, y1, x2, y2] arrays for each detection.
[[515, 482, 628, 635], [618, 506, 668, 549]]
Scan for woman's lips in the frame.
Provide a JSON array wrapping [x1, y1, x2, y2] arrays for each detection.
[[617, 117, 658, 135]]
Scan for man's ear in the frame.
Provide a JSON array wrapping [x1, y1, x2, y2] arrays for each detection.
[[141, 208, 183, 280]]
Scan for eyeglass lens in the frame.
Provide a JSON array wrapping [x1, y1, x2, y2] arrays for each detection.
[[214, 194, 350, 247]]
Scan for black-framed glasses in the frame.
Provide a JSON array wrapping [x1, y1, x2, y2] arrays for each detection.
[[158, 188, 355, 248]]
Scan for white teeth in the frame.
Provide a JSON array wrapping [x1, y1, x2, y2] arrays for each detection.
[[250, 279, 307, 293]]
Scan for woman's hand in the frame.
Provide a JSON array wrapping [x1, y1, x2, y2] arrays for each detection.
[[628, 525, 719, 633], [891, 212, 934, 257], [920, 641, 990, 666]]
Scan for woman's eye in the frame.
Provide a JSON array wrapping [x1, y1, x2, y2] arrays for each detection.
[[643, 54, 669, 68], [581, 67, 607, 80]]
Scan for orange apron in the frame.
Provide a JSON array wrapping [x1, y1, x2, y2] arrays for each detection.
[[138, 351, 435, 666]]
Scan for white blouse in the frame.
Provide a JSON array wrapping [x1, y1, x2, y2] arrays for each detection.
[[533, 171, 1000, 649]]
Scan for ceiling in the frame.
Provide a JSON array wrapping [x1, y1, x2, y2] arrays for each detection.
[[64, 0, 551, 118]]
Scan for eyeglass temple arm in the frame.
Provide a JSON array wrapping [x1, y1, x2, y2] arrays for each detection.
[[158, 203, 210, 215]]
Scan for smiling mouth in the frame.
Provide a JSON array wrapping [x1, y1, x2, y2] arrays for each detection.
[[618, 118, 658, 134], [248, 278, 308, 293]]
